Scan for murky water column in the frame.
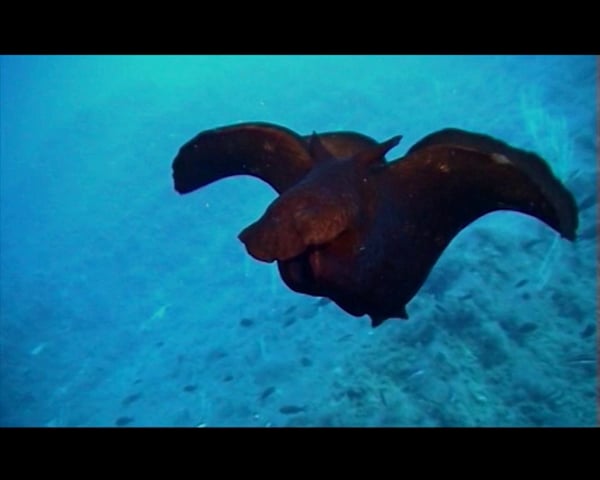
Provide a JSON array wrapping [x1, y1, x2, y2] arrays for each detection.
[[596, 55, 599, 427]]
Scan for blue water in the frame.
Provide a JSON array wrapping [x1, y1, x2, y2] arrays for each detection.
[[0, 55, 596, 427]]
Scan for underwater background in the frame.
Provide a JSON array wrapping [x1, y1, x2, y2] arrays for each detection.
[[0, 55, 597, 427]]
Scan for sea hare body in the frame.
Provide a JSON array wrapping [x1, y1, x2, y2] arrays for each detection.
[[172, 123, 578, 327]]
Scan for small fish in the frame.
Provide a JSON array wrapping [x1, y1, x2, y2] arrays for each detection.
[[279, 405, 306, 415], [580, 324, 595, 339], [140, 304, 172, 332], [522, 238, 544, 251], [407, 369, 425, 381], [300, 357, 313, 367], [579, 223, 596, 241], [514, 279, 528, 288], [434, 304, 448, 314], [494, 268, 511, 280], [577, 193, 596, 211], [568, 355, 595, 365], [115, 416, 134, 427], [30, 343, 46, 356], [260, 386, 276, 401], [149, 304, 171, 322], [336, 334, 353, 343], [206, 349, 227, 362], [283, 318, 296, 328], [121, 392, 143, 406], [240, 318, 254, 327], [517, 322, 538, 334], [378, 389, 388, 407], [316, 298, 332, 307]]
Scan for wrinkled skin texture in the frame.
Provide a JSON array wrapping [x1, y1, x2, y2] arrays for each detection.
[[172, 122, 578, 327]]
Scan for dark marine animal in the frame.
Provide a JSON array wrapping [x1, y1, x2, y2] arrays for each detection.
[[172, 122, 578, 327]]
